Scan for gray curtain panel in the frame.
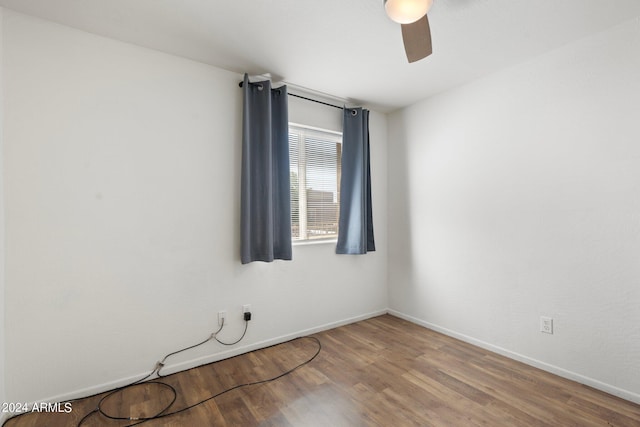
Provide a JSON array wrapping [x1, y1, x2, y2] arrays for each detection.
[[240, 74, 292, 264], [336, 107, 376, 254]]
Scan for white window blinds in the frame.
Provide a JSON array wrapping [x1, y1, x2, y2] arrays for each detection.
[[289, 124, 342, 241]]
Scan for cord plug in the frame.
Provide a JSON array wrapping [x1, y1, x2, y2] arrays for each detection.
[[244, 311, 252, 321]]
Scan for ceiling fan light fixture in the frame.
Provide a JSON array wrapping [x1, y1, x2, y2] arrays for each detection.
[[384, 0, 433, 24]]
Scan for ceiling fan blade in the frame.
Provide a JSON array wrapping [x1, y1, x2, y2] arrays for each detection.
[[401, 14, 432, 63]]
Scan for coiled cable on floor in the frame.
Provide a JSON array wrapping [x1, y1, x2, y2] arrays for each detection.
[[78, 336, 321, 426], [75, 319, 240, 426], [4, 318, 262, 427]]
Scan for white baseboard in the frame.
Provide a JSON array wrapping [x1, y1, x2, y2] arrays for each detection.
[[387, 309, 640, 405], [21, 309, 388, 410]]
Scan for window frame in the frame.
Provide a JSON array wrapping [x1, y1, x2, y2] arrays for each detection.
[[289, 123, 343, 244]]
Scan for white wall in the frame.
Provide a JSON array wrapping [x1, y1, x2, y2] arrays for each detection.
[[2, 10, 388, 403], [388, 17, 640, 402], [0, 6, 6, 419]]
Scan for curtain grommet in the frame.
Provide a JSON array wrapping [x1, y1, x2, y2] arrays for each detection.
[[351, 109, 358, 116]]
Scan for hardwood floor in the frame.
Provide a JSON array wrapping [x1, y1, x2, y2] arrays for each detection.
[[5, 315, 640, 426]]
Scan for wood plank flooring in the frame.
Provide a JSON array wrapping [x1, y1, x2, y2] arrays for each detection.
[[4, 315, 640, 426]]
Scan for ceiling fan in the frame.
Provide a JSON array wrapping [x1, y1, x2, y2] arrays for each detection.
[[384, 0, 433, 63]]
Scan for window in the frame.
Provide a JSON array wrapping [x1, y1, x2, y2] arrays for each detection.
[[289, 124, 342, 242]]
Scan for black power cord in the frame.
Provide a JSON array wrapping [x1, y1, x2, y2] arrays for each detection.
[[4, 315, 322, 427], [2, 316, 245, 427], [77, 381, 178, 426], [76, 317, 248, 426], [80, 335, 322, 426]]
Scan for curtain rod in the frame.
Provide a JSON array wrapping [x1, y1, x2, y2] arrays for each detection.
[[238, 81, 344, 111]]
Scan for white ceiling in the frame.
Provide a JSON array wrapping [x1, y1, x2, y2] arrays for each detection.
[[2, 0, 640, 112]]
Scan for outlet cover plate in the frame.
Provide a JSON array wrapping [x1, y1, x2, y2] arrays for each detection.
[[540, 316, 553, 334]]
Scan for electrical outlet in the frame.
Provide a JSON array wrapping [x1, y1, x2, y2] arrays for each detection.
[[540, 316, 553, 334], [218, 311, 226, 326], [242, 304, 251, 314]]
